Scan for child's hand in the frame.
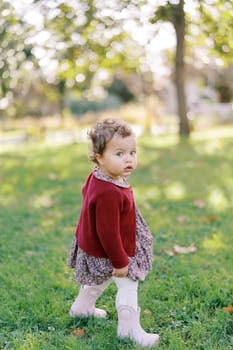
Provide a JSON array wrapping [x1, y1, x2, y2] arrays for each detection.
[[112, 265, 128, 278]]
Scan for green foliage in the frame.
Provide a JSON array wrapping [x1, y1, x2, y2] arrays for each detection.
[[39, 0, 140, 93], [150, 0, 233, 64], [67, 94, 122, 116], [197, 0, 233, 64], [108, 78, 135, 103], [151, 1, 183, 25], [0, 1, 34, 98], [0, 126, 233, 349], [1, 0, 233, 120]]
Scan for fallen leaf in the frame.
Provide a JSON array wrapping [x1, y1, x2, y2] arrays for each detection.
[[161, 205, 168, 211], [199, 215, 218, 223], [165, 250, 176, 256], [176, 215, 187, 223], [142, 202, 151, 209], [193, 199, 205, 208], [165, 243, 197, 256], [48, 173, 57, 181], [207, 215, 218, 222], [199, 216, 208, 222], [144, 309, 152, 315], [173, 243, 197, 254], [40, 198, 54, 208], [71, 328, 86, 337], [223, 306, 233, 313]]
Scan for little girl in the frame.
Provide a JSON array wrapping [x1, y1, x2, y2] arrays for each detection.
[[67, 118, 159, 347]]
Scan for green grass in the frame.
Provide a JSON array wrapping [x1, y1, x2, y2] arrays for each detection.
[[0, 126, 233, 350]]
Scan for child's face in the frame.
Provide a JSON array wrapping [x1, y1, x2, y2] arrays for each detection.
[[96, 134, 137, 180]]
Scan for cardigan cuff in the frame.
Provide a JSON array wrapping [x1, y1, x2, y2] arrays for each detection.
[[111, 255, 129, 269]]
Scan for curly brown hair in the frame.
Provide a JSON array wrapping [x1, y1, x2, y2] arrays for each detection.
[[88, 119, 133, 164]]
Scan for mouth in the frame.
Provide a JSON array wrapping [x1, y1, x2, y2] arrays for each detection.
[[124, 166, 133, 172]]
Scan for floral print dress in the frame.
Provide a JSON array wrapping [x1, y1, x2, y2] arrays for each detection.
[[67, 168, 153, 286]]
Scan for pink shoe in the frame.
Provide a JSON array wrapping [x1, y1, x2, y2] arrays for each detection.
[[117, 305, 159, 347], [69, 286, 107, 318]]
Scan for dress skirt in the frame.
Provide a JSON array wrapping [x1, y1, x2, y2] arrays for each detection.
[[67, 207, 153, 286]]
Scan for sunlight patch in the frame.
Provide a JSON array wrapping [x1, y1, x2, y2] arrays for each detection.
[[144, 187, 162, 201], [134, 186, 161, 203], [203, 139, 224, 155], [33, 193, 55, 208], [0, 194, 16, 207], [207, 188, 228, 211], [202, 232, 226, 252], [164, 182, 186, 200]]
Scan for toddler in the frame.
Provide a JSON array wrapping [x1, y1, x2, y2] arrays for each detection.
[[67, 118, 159, 347]]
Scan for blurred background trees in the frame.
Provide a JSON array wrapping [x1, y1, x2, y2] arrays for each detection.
[[0, 0, 232, 137]]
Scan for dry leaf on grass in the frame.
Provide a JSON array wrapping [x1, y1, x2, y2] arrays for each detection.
[[144, 309, 152, 315], [165, 249, 176, 256], [199, 215, 218, 223], [40, 198, 54, 208], [174, 244, 197, 254], [207, 215, 218, 222], [166, 243, 197, 256], [71, 328, 86, 337], [48, 173, 57, 181], [176, 216, 187, 223], [193, 199, 205, 208], [142, 202, 151, 210], [223, 306, 233, 313]]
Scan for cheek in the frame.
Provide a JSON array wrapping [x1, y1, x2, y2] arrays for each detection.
[[97, 158, 104, 166]]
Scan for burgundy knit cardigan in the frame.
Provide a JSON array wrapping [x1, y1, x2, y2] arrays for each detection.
[[75, 172, 136, 268]]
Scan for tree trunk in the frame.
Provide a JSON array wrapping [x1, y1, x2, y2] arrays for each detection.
[[173, 0, 190, 136]]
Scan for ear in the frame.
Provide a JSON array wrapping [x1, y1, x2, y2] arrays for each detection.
[[95, 153, 104, 165]]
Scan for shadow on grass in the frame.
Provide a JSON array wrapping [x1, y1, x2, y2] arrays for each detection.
[[0, 130, 233, 349]]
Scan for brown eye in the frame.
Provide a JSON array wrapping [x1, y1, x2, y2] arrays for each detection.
[[116, 152, 123, 157]]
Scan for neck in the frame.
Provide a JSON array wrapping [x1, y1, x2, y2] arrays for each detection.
[[97, 167, 123, 182]]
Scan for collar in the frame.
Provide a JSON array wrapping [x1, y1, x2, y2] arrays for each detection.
[[93, 167, 130, 188]]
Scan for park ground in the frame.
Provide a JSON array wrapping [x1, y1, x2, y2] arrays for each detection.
[[0, 125, 232, 349]]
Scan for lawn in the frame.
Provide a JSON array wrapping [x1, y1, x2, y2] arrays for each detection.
[[0, 126, 232, 350]]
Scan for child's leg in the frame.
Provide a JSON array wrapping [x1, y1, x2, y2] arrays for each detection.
[[70, 279, 111, 318], [113, 277, 159, 348], [112, 277, 138, 310]]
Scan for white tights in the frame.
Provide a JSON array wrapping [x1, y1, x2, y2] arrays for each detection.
[[82, 277, 138, 310], [113, 277, 138, 310]]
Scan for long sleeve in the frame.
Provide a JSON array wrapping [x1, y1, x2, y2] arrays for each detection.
[[95, 190, 129, 268], [76, 172, 136, 267]]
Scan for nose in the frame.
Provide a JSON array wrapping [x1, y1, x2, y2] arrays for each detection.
[[125, 153, 134, 163]]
